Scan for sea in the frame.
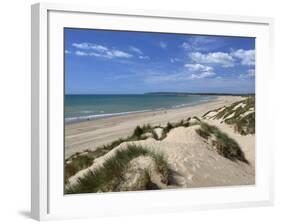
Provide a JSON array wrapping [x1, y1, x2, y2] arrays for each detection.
[[65, 94, 217, 123]]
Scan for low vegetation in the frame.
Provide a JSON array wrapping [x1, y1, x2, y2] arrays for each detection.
[[65, 154, 95, 183], [65, 112, 251, 190], [132, 124, 155, 138], [65, 125, 154, 181], [65, 145, 170, 194], [196, 122, 248, 163], [160, 119, 192, 140], [65, 117, 196, 181], [203, 97, 255, 135]]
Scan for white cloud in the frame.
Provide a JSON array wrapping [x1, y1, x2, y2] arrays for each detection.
[[65, 50, 71, 54], [181, 42, 191, 50], [72, 42, 108, 52], [231, 49, 255, 66], [129, 47, 150, 60], [72, 42, 89, 49], [88, 52, 104, 57], [72, 42, 154, 60], [181, 36, 223, 52], [189, 52, 235, 67], [187, 48, 255, 68], [129, 46, 143, 54], [184, 63, 214, 72], [189, 71, 215, 79], [170, 58, 180, 63], [75, 50, 88, 56], [144, 64, 215, 84], [73, 42, 133, 59], [239, 69, 255, 79], [108, 50, 132, 58], [88, 50, 132, 59], [138, 55, 150, 60], [159, 41, 167, 49]]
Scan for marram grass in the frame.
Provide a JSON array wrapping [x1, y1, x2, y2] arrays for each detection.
[[65, 144, 170, 194]]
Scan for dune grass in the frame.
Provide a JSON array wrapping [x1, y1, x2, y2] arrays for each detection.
[[65, 145, 170, 194], [159, 119, 191, 140], [234, 112, 255, 135], [65, 124, 156, 181], [65, 154, 94, 183], [203, 97, 255, 135], [64, 137, 129, 182], [65, 117, 196, 182], [202, 106, 225, 117], [132, 124, 154, 138], [196, 122, 249, 163], [65, 118, 191, 175]]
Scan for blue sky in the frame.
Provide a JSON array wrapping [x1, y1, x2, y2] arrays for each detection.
[[64, 28, 255, 94]]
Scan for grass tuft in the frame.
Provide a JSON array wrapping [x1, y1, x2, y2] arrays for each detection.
[[202, 97, 255, 135], [65, 117, 195, 182], [132, 125, 144, 138], [193, 116, 201, 121], [65, 145, 170, 194], [196, 122, 249, 163]]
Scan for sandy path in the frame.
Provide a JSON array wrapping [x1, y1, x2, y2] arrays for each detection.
[[65, 96, 243, 158]]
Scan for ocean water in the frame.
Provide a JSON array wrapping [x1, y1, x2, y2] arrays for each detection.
[[65, 94, 217, 123]]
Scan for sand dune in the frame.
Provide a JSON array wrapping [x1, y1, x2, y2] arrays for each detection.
[[67, 124, 254, 190]]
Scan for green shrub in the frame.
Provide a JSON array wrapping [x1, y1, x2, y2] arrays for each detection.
[[133, 125, 144, 138], [166, 122, 173, 131]]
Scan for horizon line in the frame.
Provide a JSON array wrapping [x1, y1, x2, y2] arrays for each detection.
[[65, 92, 255, 95]]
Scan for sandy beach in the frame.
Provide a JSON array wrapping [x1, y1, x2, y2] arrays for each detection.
[[65, 96, 243, 159]]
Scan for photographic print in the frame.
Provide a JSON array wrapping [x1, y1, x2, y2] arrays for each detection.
[[64, 28, 255, 194]]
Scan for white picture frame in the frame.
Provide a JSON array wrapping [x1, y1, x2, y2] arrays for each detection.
[[31, 2, 274, 221]]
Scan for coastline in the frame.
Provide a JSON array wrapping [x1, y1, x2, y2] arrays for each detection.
[[65, 95, 217, 124], [65, 96, 243, 158]]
